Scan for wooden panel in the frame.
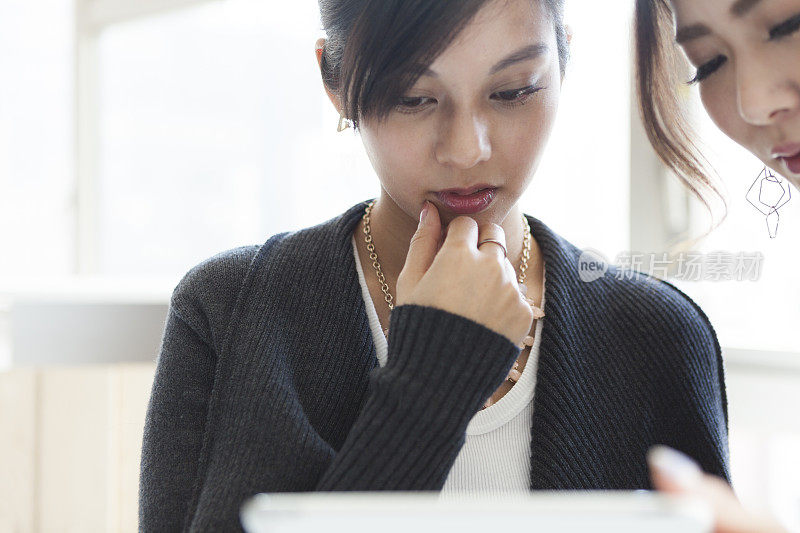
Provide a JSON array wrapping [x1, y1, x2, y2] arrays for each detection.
[[0, 368, 37, 533], [1, 362, 156, 532], [38, 366, 113, 533]]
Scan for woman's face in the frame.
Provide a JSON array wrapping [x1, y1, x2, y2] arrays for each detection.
[[670, 0, 800, 186], [358, 0, 563, 226]]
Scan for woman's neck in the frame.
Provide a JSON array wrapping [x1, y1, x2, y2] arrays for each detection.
[[361, 190, 532, 289]]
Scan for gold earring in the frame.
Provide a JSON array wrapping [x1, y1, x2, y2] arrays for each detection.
[[337, 113, 352, 132]]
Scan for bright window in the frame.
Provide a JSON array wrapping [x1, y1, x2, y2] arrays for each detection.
[[0, 0, 75, 278], [95, 0, 377, 277]]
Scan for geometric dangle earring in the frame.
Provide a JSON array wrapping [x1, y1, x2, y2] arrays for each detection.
[[746, 166, 791, 238]]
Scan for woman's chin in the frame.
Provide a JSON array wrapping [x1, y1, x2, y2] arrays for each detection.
[[785, 175, 800, 192]]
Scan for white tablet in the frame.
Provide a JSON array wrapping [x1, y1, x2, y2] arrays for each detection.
[[240, 490, 712, 533]]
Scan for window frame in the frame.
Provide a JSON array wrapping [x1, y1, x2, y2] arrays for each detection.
[[73, 0, 217, 275]]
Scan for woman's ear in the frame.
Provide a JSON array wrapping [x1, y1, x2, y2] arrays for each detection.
[[315, 37, 344, 115], [560, 25, 573, 82]]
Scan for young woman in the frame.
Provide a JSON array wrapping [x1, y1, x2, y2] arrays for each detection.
[[138, 0, 730, 530], [634, 0, 799, 531]]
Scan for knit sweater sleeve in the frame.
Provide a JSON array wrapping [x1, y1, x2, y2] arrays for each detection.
[[140, 243, 522, 529], [651, 279, 731, 483], [138, 246, 258, 532], [314, 304, 522, 490]]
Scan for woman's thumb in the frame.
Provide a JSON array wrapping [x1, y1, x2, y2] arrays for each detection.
[[398, 201, 441, 295], [647, 446, 703, 493]]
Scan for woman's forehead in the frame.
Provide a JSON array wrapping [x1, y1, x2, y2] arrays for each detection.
[[670, 0, 767, 24], [425, 0, 556, 78]]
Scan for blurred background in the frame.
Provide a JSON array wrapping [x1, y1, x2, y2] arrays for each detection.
[[1, 0, 799, 531]]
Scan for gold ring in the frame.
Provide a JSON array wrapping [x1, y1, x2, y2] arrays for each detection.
[[478, 239, 507, 258]]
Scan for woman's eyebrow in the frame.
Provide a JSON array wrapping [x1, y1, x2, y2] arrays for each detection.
[[730, 0, 763, 17], [487, 43, 549, 75], [420, 43, 549, 78], [676, 24, 711, 44], [676, 0, 765, 44]]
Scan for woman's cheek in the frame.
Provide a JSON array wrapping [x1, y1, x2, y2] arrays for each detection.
[[508, 126, 544, 175], [364, 123, 426, 181], [700, 83, 753, 151], [508, 100, 558, 174]]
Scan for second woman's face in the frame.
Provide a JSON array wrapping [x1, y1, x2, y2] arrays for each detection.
[[358, 0, 562, 226], [671, 0, 800, 186]]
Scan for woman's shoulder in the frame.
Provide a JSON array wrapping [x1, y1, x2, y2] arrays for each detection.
[[605, 267, 718, 345], [167, 203, 367, 344], [529, 215, 718, 350], [585, 252, 721, 367], [172, 244, 262, 304], [169, 232, 294, 324], [167, 244, 266, 351], [172, 202, 366, 298]]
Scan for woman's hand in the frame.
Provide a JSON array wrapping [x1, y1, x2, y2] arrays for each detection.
[[647, 446, 788, 533], [396, 201, 534, 347]]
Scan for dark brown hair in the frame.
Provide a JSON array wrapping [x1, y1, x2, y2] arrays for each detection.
[[318, 0, 569, 131], [634, 0, 726, 221]]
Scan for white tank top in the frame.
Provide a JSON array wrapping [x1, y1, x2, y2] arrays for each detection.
[[351, 236, 544, 494]]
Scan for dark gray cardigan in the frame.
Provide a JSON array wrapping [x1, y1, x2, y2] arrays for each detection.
[[139, 200, 729, 532]]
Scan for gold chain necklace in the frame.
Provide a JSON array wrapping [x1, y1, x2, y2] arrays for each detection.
[[362, 200, 542, 409]]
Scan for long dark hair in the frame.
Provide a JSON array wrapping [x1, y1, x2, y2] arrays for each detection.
[[634, 0, 726, 220], [317, 0, 569, 131]]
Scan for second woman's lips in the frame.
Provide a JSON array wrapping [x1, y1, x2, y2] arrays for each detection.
[[784, 153, 800, 176], [771, 142, 800, 159], [771, 143, 800, 176]]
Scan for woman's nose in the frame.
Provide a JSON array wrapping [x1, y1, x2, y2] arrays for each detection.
[[736, 52, 799, 126], [434, 110, 492, 169]]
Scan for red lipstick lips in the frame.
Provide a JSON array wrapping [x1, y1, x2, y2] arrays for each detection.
[[435, 185, 497, 215]]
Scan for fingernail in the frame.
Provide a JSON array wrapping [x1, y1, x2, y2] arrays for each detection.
[[647, 446, 702, 490], [419, 202, 429, 224]]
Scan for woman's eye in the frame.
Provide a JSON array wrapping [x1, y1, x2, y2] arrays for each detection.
[[769, 12, 800, 40], [395, 96, 435, 113], [395, 85, 544, 113], [492, 85, 544, 106], [688, 55, 727, 85]]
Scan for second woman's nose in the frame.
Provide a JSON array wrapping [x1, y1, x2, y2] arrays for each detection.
[[736, 50, 800, 127]]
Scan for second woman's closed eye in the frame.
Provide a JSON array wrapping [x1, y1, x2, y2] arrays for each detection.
[[686, 10, 800, 85], [768, 11, 800, 40], [689, 55, 727, 85]]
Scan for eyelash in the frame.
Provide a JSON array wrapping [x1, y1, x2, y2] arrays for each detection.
[[688, 12, 800, 85], [688, 55, 727, 84], [769, 12, 800, 39], [395, 85, 545, 114]]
